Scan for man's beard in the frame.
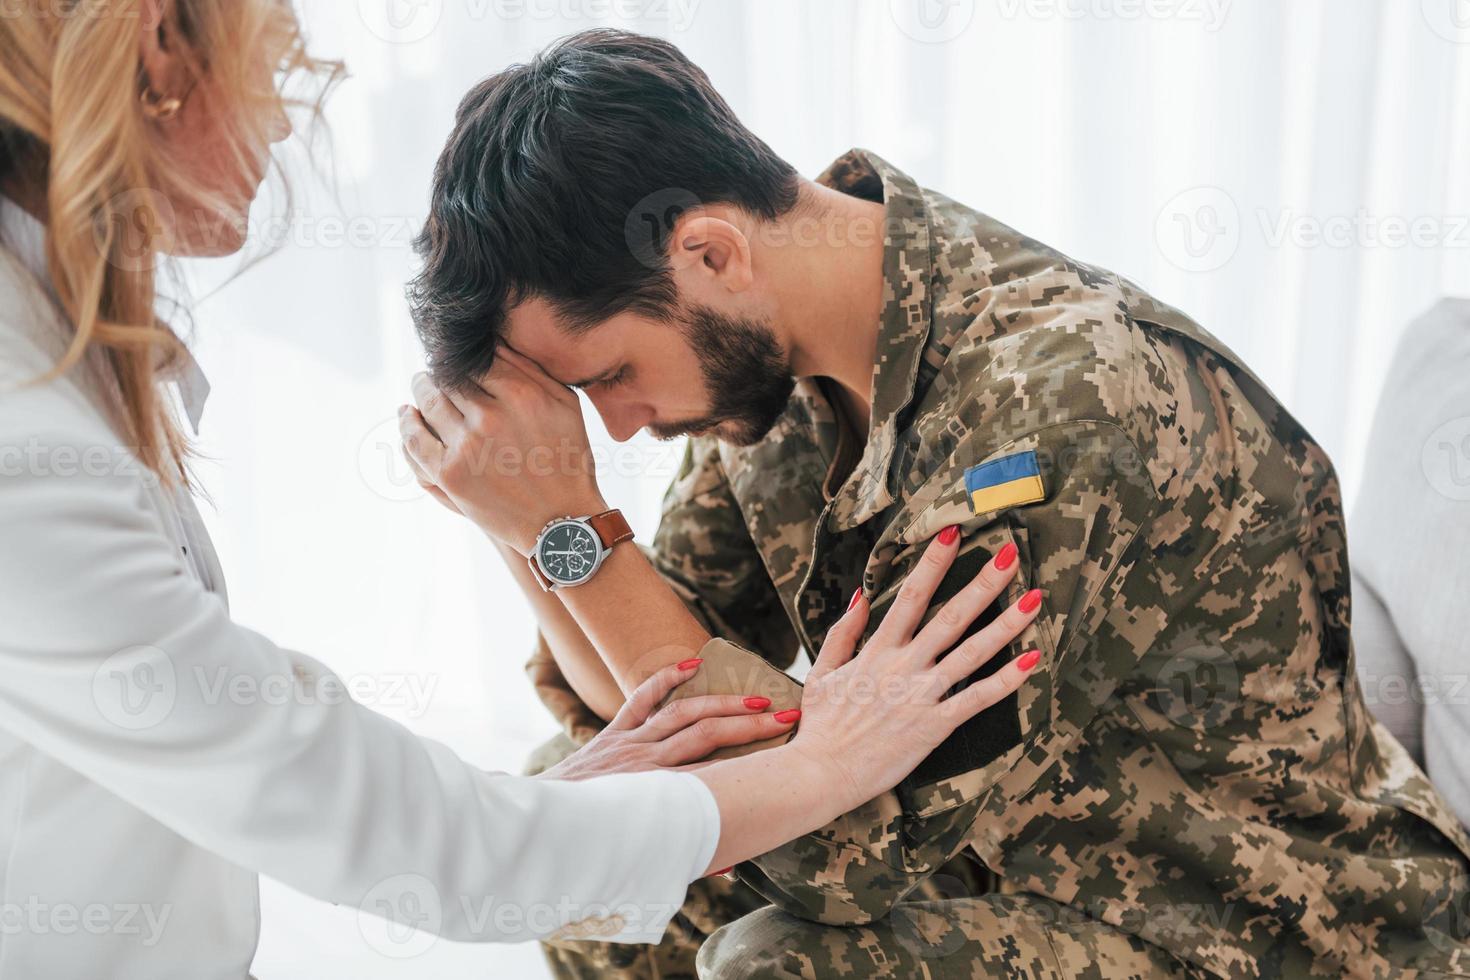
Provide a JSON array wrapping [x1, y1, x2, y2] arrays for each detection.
[[647, 304, 796, 447]]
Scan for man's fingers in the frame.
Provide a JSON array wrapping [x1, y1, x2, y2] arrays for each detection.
[[398, 440, 463, 513], [809, 591, 869, 681], [939, 649, 1041, 728], [398, 407, 445, 476], [913, 542, 1021, 659], [495, 345, 578, 404], [655, 712, 798, 766], [609, 660, 702, 731], [871, 527, 962, 646], [411, 372, 464, 437]]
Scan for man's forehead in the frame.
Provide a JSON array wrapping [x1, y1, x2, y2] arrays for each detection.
[[501, 297, 589, 382]]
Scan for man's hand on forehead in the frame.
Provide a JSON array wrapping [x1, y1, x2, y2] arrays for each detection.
[[399, 346, 608, 554]]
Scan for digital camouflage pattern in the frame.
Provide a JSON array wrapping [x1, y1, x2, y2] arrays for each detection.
[[526, 149, 1470, 978]]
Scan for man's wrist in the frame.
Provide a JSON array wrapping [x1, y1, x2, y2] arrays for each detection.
[[513, 494, 612, 555]]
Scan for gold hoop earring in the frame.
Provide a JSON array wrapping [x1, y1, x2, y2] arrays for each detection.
[[140, 87, 183, 121]]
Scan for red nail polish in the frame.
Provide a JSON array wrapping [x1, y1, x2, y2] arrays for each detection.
[[743, 696, 771, 710], [709, 867, 734, 877], [848, 589, 863, 611], [1017, 649, 1042, 671], [938, 524, 960, 546], [1019, 589, 1043, 614], [773, 709, 801, 724], [677, 658, 703, 671], [995, 542, 1018, 571]]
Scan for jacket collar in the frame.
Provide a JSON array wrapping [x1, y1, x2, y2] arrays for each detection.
[[814, 149, 935, 530]]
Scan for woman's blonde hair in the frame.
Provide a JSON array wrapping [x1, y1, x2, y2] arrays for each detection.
[[0, 0, 341, 482]]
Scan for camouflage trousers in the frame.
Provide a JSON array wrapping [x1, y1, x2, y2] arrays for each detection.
[[526, 734, 1189, 980]]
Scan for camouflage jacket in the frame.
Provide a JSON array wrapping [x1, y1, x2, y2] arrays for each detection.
[[527, 149, 1470, 978]]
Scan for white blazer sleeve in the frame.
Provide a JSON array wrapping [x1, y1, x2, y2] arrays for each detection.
[[0, 376, 719, 944]]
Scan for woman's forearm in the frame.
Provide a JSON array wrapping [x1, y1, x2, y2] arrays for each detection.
[[692, 743, 857, 875]]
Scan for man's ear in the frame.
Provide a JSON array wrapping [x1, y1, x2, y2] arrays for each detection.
[[666, 209, 754, 294]]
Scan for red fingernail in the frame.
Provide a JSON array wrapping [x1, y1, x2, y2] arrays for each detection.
[[773, 709, 801, 724], [938, 524, 960, 546], [677, 658, 703, 671], [743, 696, 771, 710], [1019, 589, 1043, 614], [848, 589, 863, 611], [995, 542, 1018, 571], [709, 867, 734, 877], [1018, 649, 1042, 671]]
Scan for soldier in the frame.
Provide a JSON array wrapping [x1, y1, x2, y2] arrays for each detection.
[[401, 28, 1470, 979]]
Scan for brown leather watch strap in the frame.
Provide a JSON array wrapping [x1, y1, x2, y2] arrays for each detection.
[[586, 509, 634, 549]]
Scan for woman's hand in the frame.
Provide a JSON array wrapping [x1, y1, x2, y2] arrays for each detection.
[[690, 526, 1044, 874], [536, 660, 798, 782], [784, 527, 1043, 815]]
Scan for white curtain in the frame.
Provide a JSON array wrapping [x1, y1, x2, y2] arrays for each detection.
[[183, 2, 1467, 975]]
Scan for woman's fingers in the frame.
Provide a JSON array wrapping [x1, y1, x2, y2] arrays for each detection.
[[808, 590, 869, 682], [933, 586, 1045, 690], [871, 527, 962, 646], [641, 694, 776, 738], [912, 541, 1022, 659], [608, 659, 703, 731], [939, 649, 1042, 728], [655, 711, 799, 766]]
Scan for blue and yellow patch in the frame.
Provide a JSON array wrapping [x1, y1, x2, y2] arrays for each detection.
[[964, 450, 1046, 515]]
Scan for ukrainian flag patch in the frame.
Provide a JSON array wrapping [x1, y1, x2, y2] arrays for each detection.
[[964, 450, 1046, 515]]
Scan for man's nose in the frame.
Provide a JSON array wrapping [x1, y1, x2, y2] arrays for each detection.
[[589, 394, 653, 443]]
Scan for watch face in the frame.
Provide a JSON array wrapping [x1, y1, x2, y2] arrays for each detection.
[[538, 521, 602, 585]]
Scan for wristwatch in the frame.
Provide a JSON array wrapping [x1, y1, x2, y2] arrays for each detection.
[[528, 509, 635, 591]]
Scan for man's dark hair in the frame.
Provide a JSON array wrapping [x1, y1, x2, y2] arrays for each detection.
[[409, 29, 802, 390]]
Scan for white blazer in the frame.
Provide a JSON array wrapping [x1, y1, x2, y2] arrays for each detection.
[[0, 201, 719, 979]]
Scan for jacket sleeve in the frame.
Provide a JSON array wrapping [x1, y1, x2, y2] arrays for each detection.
[[0, 376, 721, 945], [741, 344, 1165, 923], [527, 437, 802, 739]]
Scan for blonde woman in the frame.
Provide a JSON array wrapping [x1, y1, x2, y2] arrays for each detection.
[[0, 3, 1043, 977]]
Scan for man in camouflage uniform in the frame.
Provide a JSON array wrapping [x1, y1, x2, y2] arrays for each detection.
[[407, 30, 1470, 979], [515, 145, 1470, 979]]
